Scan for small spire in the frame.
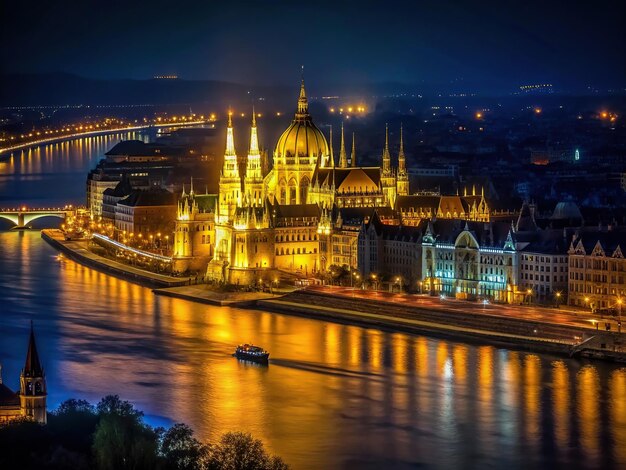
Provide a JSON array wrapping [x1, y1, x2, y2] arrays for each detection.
[[398, 123, 406, 173], [385, 123, 389, 151], [382, 123, 391, 172], [23, 321, 43, 378], [339, 122, 348, 168], [327, 125, 334, 168], [351, 132, 357, 167], [252, 105, 256, 127], [297, 68, 308, 116], [228, 110, 233, 128], [190, 176, 194, 195]]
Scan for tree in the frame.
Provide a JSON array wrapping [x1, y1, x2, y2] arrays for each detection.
[[92, 395, 159, 470], [160, 423, 210, 470], [207, 432, 289, 470]]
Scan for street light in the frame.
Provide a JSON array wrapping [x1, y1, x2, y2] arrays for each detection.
[[617, 298, 623, 333], [555, 291, 562, 308]]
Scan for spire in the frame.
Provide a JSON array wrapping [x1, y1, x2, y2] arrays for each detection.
[[338, 122, 348, 168], [190, 176, 194, 196], [382, 123, 391, 172], [249, 106, 260, 156], [225, 111, 236, 157], [351, 132, 357, 167], [398, 123, 406, 173], [327, 125, 335, 168], [23, 321, 43, 378], [296, 67, 309, 117]]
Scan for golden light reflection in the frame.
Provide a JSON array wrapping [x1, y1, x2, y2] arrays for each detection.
[[416, 336, 429, 378], [577, 365, 600, 466], [610, 368, 626, 466], [452, 344, 467, 385], [524, 355, 541, 449], [551, 360, 570, 451]]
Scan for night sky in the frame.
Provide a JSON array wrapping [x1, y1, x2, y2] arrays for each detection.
[[2, 0, 625, 89]]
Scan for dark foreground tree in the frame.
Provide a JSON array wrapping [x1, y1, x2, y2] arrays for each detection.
[[207, 432, 288, 470], [160, 423, 210, 470], [92, 395, 159, 470]]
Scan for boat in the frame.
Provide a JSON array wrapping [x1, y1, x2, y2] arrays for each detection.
[[234, 344, 270, 364]]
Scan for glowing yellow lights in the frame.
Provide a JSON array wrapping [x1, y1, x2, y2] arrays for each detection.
[[601, 111, 608, 119], [330, 107, 335, 113], [534, 108, 542, 114], [475, 112, 483, 119], [348, 107, 353, 113]]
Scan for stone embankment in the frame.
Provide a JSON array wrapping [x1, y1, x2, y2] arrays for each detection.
[[42, 229, 190, 288]]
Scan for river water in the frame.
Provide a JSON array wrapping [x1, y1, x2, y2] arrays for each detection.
[[0, 134, 625, 469]]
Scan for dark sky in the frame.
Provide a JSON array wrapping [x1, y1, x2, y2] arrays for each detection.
[[2, 0, 625, 89]]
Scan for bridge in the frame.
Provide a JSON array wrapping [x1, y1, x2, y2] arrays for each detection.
[[0, 206, 74, 229]]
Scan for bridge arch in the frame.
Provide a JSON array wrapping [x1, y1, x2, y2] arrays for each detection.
[[0, 214, 20, 226], [23, 213, 67, 226]]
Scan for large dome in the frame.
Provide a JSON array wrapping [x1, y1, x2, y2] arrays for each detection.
[[274, 80, 329, 161]]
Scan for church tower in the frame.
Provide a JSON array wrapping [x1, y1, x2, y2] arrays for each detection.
[[339, 123, 348, 168], [218, 112, 242, 223], [351, 132, 357, 167], [396, 124, 409, 196], [244, 108, 264, 206], [19, 322, 47, 424], [380, 124, 397, 207]]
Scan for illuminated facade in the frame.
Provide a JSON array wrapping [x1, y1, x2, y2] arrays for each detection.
[[174, 77, 407, 281], [568, 231, 626, 310], [421, 220, 519, 303], [0, 324, 47, 425]]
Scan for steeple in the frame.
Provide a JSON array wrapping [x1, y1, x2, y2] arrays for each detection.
[[225, 111, 236, 157], [351, 132, 357, 167], [23, 321, 43, 378], [396, 124, 409, 196], [398, 124, 406, 174], [382, 123, 391, 173], [296, 66, 309, 119], [249, 106, 260, 156], [339, 122, 348, 168], [245, 106, 263, 206], [20, 321, 47, 424], [326, 125, 335, 168], [189, 176, 194, 196]]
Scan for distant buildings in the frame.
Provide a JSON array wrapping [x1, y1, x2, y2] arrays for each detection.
[[0, 324, 47, 425], [114, 188, 176, 235]]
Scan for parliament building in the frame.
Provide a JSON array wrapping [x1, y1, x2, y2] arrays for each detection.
[[172, 77, 497, 290]]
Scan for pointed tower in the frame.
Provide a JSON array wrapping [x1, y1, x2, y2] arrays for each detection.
[[244, 107, 264, 206], [218, 112, 242, 223], [380, 124, 397, 207], [19, 322, 47, 424], [339, 123, 348, 168], [396, 124, 409, 196], [351, 132, 357, 167]]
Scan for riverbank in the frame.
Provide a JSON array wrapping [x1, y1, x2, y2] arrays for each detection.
[[41, 228, 626, 362], [257, 291, 626, 363], [42, 229, 190, 288], [153, 284, 290, 307]]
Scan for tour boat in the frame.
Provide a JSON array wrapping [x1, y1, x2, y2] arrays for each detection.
[[234, 344, 270, 364]]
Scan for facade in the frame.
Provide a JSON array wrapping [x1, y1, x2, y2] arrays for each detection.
[[114, 188, 176, 235], [568, 230, 626, 311], [172, 183, 217, 273], [0, 324, 47, 425], [396, 188, 490, 226], [175, 77, 407, 282], [101, 176, 133, 223], [358, 212, 422, 285], [420, 219, 519, 303]]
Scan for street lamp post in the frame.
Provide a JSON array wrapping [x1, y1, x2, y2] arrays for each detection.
[[617, 298, 622, 333], [555, 291, 561, 308]]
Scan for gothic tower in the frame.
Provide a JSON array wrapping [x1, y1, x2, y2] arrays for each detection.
[[19, 322, 46, 424], [351, 132, 357, 167], [380, 124, 397, 207], [396, 124, 409, 196], [244, 108, 264, 206], [339, 123, 348, 168], [218, 112, 243, 223]]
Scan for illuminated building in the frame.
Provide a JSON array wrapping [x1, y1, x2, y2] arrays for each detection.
[[114, 188, 176, 235], [568, 231, 626, 311], [176, 77, 407, 282], [172, 181, 217, 273], [420, 219, 519, 302], [0, 323, 47, 425]]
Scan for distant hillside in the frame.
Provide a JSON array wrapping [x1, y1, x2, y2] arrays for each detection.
[[0, 73, 285, 107]]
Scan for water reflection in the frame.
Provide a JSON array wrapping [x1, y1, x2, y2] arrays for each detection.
[[1, 231, 625, 469], [0, 131, 150, 207]]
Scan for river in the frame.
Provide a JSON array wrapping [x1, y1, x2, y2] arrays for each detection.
[[0, 134, 625, 469]]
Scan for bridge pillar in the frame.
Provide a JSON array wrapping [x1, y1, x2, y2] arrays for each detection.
[[18, 213, 25, 227]]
